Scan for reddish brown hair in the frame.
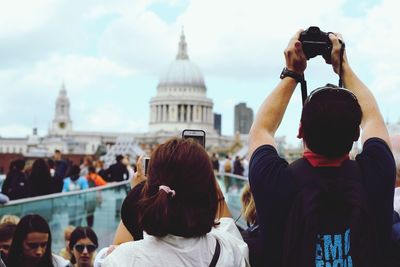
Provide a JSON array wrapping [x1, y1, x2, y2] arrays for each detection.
[[138, 138, 219, 237]]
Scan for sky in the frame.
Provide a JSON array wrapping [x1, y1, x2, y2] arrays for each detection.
[[0, 0, 399, 146]]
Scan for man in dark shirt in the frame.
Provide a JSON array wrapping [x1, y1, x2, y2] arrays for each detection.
[[105, 155, 129, 182], [248, 30, 395, 266], [53, 149, 69, 192]]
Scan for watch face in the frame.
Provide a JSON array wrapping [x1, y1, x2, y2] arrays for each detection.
[[59, 122, 66, 129]]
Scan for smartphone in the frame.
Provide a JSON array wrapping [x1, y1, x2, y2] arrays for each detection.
[[182, 129, 206, 148], [143, 156, 150, 176]]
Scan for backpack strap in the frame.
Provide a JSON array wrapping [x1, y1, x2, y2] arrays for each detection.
[[209, 239, 221, 267]]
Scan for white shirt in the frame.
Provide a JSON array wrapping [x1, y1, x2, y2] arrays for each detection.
[[394, 187, 400, 215], [102, 218, 249, 267], [52, 254, 70, 267]]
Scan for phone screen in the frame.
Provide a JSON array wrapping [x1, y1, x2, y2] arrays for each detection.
[[182, 129, 206, 148], [143, 157, 150, 176]]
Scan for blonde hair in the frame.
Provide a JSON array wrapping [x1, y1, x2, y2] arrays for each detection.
[[64, 225, 75, 240], [0, 215, 20, 225], [241, 183, 256, 225]]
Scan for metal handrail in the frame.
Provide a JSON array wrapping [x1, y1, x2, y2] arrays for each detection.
[[215, 172, 248, 181], [1, 180, 130, 206]]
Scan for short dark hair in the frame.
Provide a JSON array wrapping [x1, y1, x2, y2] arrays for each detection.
[[7, 214, 53, 267], [12, 159, 25, 172], [116, 155, 124, 162], [29, 159, 52, 196], [0, 223, 16, 242], [68, 165, 81, 181], [138, 138, 220, 238], [68, 227, 98, 264], [88, 166, 96, 173], [301, 84, 362, 158]]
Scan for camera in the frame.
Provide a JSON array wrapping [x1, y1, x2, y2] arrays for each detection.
[[299, 26, 332, 61]]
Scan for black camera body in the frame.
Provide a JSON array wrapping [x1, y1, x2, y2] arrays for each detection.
[[299, 26, 332, 61]]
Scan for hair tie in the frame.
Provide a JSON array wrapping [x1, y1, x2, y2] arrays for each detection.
[[159, 185, 176, 197]]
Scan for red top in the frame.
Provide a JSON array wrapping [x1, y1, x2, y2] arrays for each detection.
[[303, 151, 349, 167]]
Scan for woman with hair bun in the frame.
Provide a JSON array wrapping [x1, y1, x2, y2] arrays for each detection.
[[103, 138, 249, 267]]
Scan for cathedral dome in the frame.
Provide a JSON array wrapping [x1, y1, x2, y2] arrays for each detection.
[[157, 31, 206, 89], [158, 60, 205, 88]]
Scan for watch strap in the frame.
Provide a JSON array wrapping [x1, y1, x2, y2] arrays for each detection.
[[280, 67, 304, 83]]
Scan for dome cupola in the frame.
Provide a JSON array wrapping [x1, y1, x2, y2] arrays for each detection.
[[149, 30, 215, 135]]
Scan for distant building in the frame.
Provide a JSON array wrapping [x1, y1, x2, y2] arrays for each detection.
[[149, 31, 215, 134], [234, 103, 253, 134], [0, 30, 234, 172], [214, 113, 222, 135]]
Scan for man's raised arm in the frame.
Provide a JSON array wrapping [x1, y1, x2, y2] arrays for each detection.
[[329, 34, 391, 148], [248, 30, 307, 158]]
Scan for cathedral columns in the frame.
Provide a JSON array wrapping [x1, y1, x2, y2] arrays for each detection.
[[180, 105, 185, 122], [193, 105, 198, 122], [162, 105, 166, 122]]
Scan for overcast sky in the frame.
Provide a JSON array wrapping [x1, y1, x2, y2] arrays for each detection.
[[0, 0, 399, 146]]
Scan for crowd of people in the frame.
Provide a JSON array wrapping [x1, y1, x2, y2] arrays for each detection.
[[1, 151, 136, 202], [1, 29, 400, 267]]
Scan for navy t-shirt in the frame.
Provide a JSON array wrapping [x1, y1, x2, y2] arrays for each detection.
[[249, 138, 395, 266]]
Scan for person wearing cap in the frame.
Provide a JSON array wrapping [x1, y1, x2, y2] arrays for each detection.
[[248, 30, 395, 266]]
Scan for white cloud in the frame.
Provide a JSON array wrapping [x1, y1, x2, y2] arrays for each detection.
[[1, 0, 400, 139], [0, 124, 31, 138]]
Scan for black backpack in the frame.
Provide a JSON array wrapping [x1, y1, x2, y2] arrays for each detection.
[[283, 158, 375, 267]]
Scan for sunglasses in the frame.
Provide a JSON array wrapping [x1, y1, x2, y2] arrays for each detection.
[[304, 85, 357, 105], [26, 242, 48, 250], [74, 244, 97, 253]]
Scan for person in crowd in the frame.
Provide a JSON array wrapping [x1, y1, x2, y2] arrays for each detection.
[[0, 222, 17, 264], [211, 153, 220, 173], [233, 156, 244, 176], [27, 159, 54, 197], [102, 138, 249, 266], [94, 161, 106, 181], [248, 30, 395, 266], [7, 214, 70, 267], [122, 155, 135, 180], [48, 159, 56, 178], [104, 155, 129, 182], [80, 156, 93, 177], [240, 184, 264, 267], [69, 227, 98, 267], [104, 155, 130, 219], [85, 166, 105, 227], [86, 167, 107, 188], [223, 155, 232, 174], [54, 149, 69, 192], [63, 165, 89, 192], [59, 225, 75, 261], [0, 193, 9, 205], [0, 215, 20, 225], [1, 159, 28, 200]]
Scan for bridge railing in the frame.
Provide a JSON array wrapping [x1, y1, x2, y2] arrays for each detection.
[[0, 173, 249, 252]]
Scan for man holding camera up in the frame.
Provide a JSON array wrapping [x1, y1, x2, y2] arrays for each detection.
[[248, 29, 395, 266]]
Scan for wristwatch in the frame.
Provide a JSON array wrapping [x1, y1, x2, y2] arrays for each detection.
[[280, 67, 304, 83]]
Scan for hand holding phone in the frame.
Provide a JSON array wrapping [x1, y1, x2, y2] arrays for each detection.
[[131, 156, 148, 189]]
